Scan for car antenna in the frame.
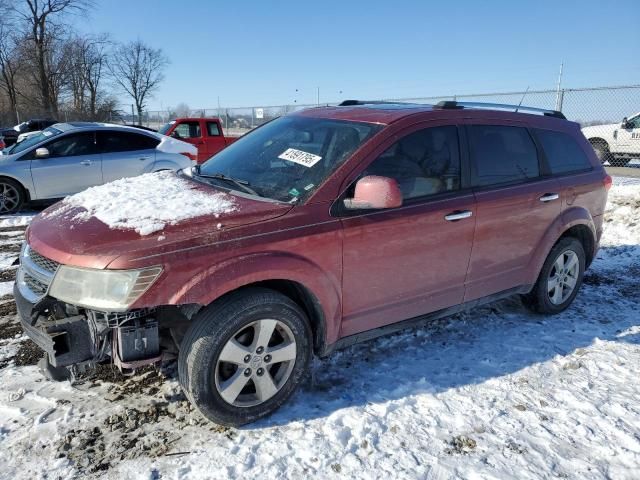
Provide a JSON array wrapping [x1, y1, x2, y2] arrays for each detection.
[[515, 86, 530, 112]]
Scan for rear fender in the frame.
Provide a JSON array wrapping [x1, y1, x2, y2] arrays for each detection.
[[169, 251, 342, 346], [524, 206, 595, 286], [149, 159, 182, 173]]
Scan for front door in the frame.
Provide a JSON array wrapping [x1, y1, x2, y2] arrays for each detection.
[[615, 114, 640, 154], [463, 123, 561, 301], [340, 125, 476, 337], [30, 131, 102, 198], [172, 120, 206, 162]]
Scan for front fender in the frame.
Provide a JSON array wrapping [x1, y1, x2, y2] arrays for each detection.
[[524, 206, 595, 286], [169, 251, 343, 346]]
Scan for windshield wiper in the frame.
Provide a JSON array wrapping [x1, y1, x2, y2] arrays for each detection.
[[194, 168, 260, 197]]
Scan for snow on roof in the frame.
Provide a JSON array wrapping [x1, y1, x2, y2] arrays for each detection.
[[50, 171, 236, 235]]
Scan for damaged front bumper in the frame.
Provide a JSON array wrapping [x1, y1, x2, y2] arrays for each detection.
[[15, 282, 162, 372], [15, 284, 95, 367]]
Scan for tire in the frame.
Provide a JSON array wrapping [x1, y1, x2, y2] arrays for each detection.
[[178, 287, 312, 426], [524, 237, 586, 314], [0, 177, 25, 214], [590, 140, 613, 165]]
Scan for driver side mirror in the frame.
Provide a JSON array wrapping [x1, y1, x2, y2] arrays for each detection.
[[35, 147, 49, 159], [343, 175, 403, 210]]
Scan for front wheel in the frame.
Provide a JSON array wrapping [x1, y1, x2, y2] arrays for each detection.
[[0, 178, 25, 214], [524, 237, 585, 314], [178, 287, 312, 426]]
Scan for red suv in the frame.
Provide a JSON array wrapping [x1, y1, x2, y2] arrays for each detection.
[[16, 101, 610, 426]]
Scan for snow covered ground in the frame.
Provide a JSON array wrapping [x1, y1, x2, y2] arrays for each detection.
[[0, 181, 638, 480]]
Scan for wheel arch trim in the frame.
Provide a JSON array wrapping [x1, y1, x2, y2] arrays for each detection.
[[525, 207, 596, 285], [167, 251, 342, 350]]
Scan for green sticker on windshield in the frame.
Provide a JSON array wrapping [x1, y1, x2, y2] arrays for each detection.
[[288, 187, 300, 197]]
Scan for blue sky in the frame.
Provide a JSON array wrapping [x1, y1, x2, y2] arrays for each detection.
[[76, 0, 640, 111]]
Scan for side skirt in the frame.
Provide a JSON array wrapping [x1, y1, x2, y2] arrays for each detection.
[[320, 284, 532, 357]]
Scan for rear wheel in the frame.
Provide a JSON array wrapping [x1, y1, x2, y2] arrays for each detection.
[[178, 288, 312, 426], [590, 140, 613, 165], [524, 237, 585, 314], [0, 178, 25, 214]]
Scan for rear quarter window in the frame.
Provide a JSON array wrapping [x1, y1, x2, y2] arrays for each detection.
[[535, 129, 592, 175], [469, 125, 540, 187]]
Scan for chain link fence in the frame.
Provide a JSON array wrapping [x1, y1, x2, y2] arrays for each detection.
[[137, 84, 640, 137]]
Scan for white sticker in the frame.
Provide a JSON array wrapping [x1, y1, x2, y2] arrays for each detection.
[[278, 148, 322, 168]]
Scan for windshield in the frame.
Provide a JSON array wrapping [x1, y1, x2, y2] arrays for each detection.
[[198, 116, 381, 202], [6, 126, 63, 155], [159, 121, 175, 135]]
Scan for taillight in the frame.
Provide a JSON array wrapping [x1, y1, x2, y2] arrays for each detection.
[[603, 174, 613, 191]]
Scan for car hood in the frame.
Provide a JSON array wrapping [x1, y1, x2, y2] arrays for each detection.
[[27, 183, 294, 269], [581, 123, 618, 136]]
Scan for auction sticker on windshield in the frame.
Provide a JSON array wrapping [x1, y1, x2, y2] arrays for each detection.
[[278, 148, 322, 167]]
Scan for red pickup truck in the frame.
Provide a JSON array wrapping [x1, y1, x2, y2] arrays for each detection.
[[159, 117, 240, 163]]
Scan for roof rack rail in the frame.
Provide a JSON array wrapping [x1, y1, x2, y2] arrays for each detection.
[[338, 100, 412, 106], [434, 100, 566, 120]]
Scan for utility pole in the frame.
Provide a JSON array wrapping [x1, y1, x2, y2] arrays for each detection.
[[316, 87, 320, 106], [131, 104, 135, 124], [555, 62, 564, 112]]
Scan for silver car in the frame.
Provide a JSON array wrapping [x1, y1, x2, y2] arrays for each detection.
[[0, 122, 196, 213]]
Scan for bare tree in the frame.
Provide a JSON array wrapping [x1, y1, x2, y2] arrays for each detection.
[[109, 39, 169, 123], [0, 27, 23, 123], [174, 102, 190, 117], [65, 33, 110, 118], [11, 0, 92, 117]]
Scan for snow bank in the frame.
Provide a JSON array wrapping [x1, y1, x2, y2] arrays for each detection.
[[50, 171, 235, 235], [0, 213, 36, 228]]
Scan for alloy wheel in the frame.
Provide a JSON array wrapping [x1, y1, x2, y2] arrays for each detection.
[[0, 182, 20, 214], [547, 250, 579, 305], [214, 319, 297, 407]]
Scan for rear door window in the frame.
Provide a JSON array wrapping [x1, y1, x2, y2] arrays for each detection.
[[535, 129, 592, 174], [468, 125, 539, 187], [99, 131, 160, 153]]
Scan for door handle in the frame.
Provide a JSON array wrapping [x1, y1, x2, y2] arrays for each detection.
[[539, 193, 559, 202], [80, 160, 92, 166], [139, 156, 150, 161], [444, 210, 473, 222]]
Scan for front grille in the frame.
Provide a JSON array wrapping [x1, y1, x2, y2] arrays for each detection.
[[29, 249, 60, 274], [24, 271, 48, 297], [17, 244, 59, 303]]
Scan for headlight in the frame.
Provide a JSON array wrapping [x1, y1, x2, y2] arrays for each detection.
[[49, 265, 163, 312]]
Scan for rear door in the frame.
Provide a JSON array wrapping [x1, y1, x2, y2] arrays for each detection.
[[464, 122, 561, 301], [171, 120, 206, 162], [98, 130, 160, 183], [339, 124, 476, 337], [29, 131, 102, 198], [204, 120, 228, 160]]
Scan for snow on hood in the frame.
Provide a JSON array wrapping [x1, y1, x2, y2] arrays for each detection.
[[46, 171, 236, 235]]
